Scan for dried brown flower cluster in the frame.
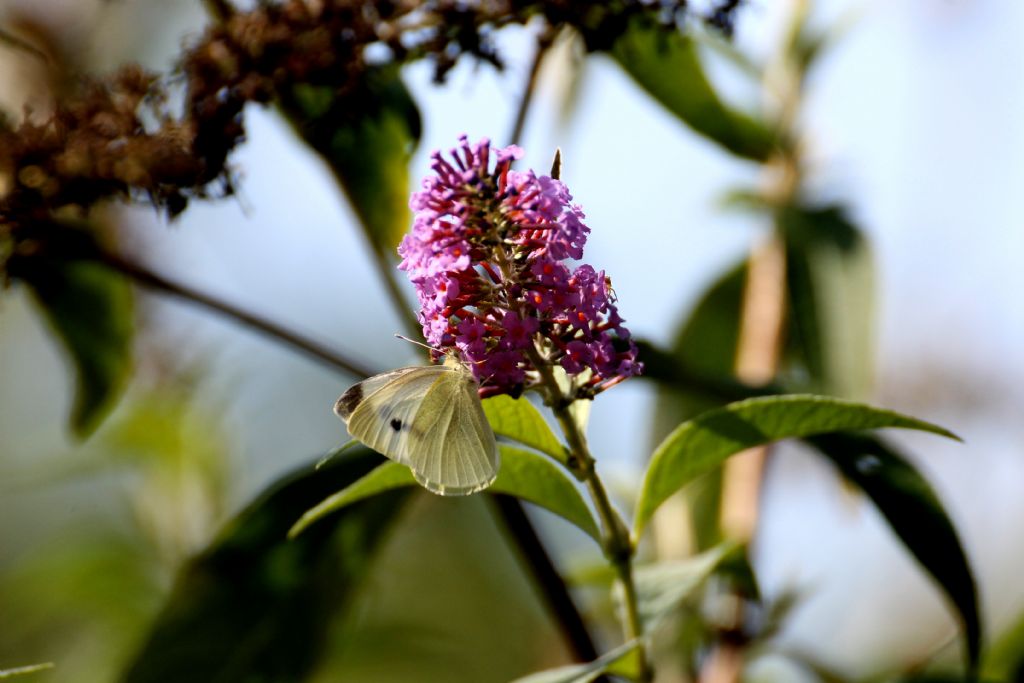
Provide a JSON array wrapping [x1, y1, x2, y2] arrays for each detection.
[[0, 0, 740, 265], [0, 66, 201, 226], [0, 0, 416, 231]]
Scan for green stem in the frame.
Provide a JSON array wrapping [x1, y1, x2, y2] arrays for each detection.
[[527, 346, 651, 681], [558, 408, 648, 680], [501, 243, 646, 671]]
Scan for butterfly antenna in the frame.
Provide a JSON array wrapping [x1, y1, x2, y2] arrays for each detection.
[[394, 334, 436, 352]]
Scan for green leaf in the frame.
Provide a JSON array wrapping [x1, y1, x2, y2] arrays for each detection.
[[634, 395, 959, 538], [316, 493, 576, 681], [121, 446, 410, 683], [289, 460, 415, 538], [782, 204, 875, 399], [643, 260, 752, 552], [604, 645, 645, 681], [639, 211, 872, 552], [668, 261, 746, 381], [708, 201, 876, 398], [609, 17, 775, 161], [0, 664, 55, 679], [705, 200, 875, 398], [282, 66, 421, 252], [483, 394, 567, 463], [807, 433, 981, 676], [15, 254, 133, 437], [291, 446, 601, 545], [509, 640, 642, 683], [491, 446, 599, 543], [982, 606, 1024, 680], [625, 543, 736, 633], [647, 259, 750, 423]]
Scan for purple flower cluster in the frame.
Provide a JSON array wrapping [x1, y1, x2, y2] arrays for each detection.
[[399, 135, 641, 397]]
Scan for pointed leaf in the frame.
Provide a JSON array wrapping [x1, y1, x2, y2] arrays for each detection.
[[282, 66, 421, 252], [609, 17, 775, 161], [623, 544, 736, 632], [292, 446, 601, 544], [713, 201, 876, 398], [641, 260, 755, 551], [14, 254, 133, 437], [121, 447, 409, 683], [668, 261, 747, 385], [982, 606, 1024, 680], [484, 394, 567, 463], [492, 446, 600, 543], [604, 645, 645, 681], [289, 461, 415, 538], [634, 395, 959, 538], [646, 258, 751, 428], [808, 433, 981, 676], [509, 640, 642, 683], [782, 204, 875, 398]]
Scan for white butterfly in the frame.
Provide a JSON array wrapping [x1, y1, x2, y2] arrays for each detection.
[[334, 354, 499, 496]]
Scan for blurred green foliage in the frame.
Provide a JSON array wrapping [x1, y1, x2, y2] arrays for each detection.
[[609, 15, 777, 161], [0, 384, 232, 682], [282, 66, 421, 256], [13, 251, 133, 437], [292, 446, 602, 545]]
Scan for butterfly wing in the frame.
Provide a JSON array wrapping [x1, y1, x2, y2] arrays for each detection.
[[334, 366, 424, 422], [340, 366, 449, 466], [405, 364, 499, 496]]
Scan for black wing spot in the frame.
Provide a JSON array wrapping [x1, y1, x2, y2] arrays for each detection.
[[390, 418, 403, 431], [335, 385, 363, 419]]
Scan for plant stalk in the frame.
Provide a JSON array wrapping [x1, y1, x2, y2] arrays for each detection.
[[702, 3, 807, 682], [505, 35, 646, 671], [527, 346, 651, 681], [492, 494, 601, 665], [363, 239, 419, 340], [201, 0, 418, 340], [507, 26, 555, 145], [718, 235, 787, 541], [556, 404, 650, 682], [87, 248, 375, 378]]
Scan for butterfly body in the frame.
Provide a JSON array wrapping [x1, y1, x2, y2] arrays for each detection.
[[335, 355, 499, 496]]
